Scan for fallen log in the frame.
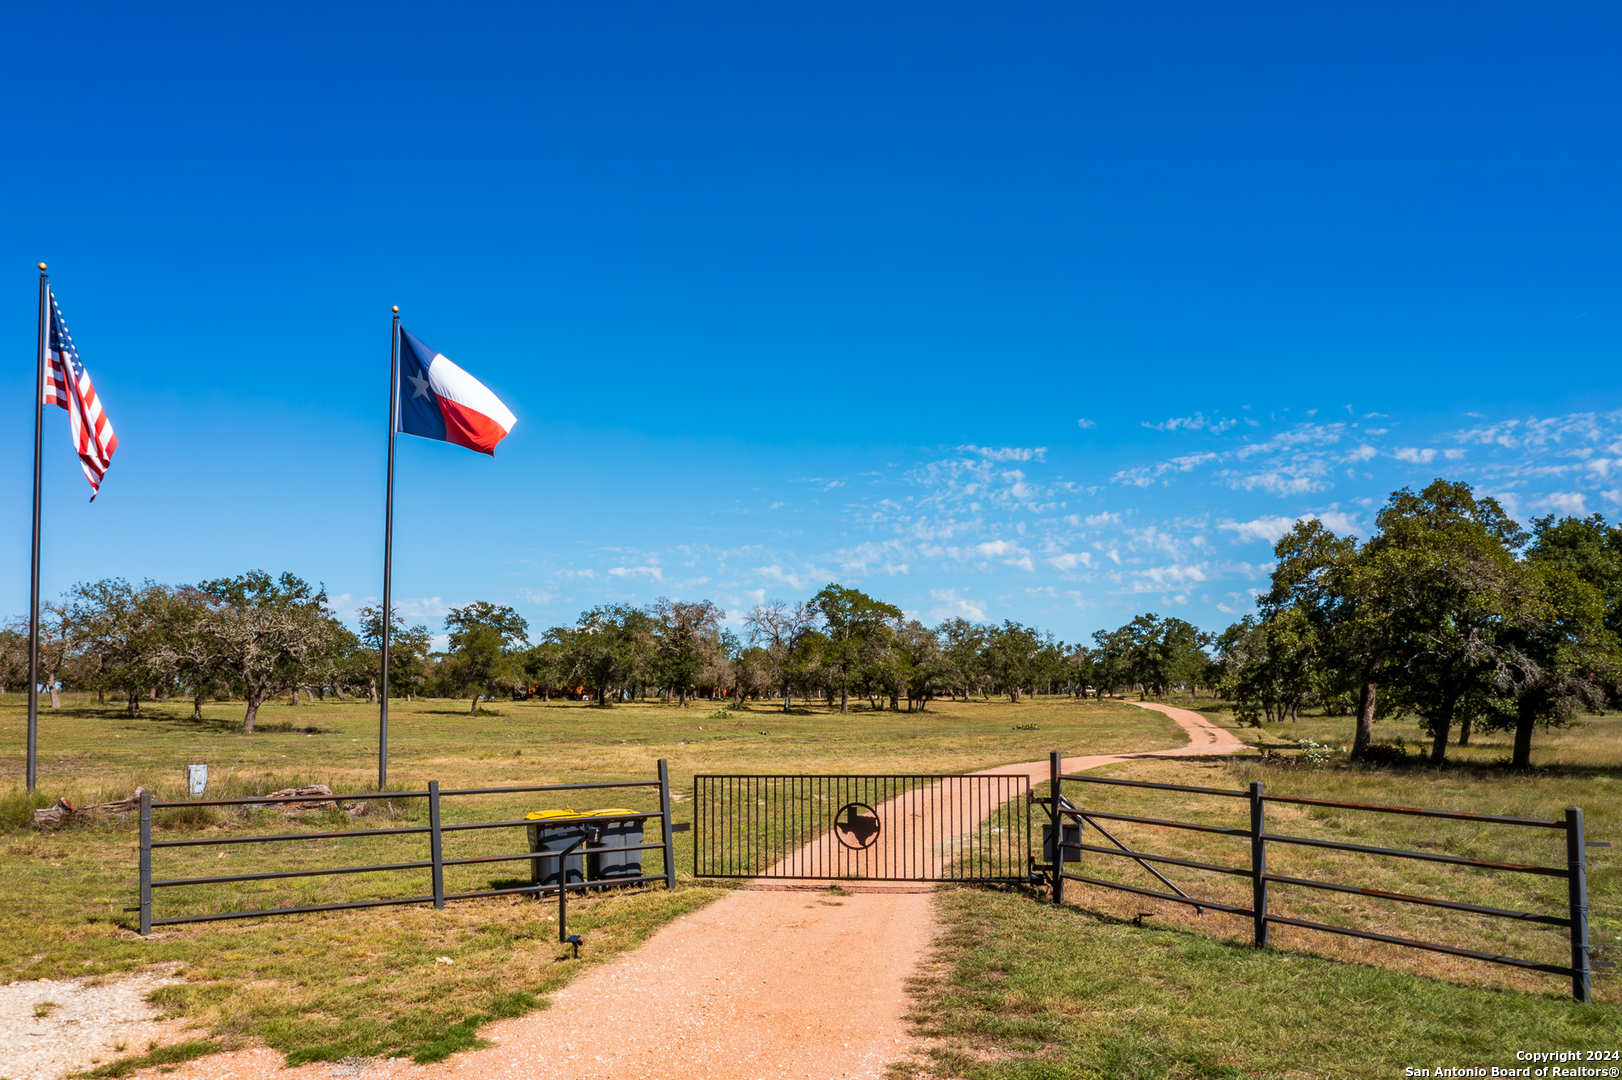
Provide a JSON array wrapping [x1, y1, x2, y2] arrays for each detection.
[[265, 784, 337, 811], [31, 787, 151, 828]]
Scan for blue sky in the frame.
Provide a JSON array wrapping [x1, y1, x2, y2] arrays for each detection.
[[3, 1, 1619, 646]]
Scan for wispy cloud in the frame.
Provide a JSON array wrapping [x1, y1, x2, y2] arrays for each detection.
[[607, 566, 665, 582], [928, 588, 986, 622], [494, 407, 1622, 642], [1219, 508, 1364, 545], [959, 444, 1048, 463], [1143, 411, 1239, 434]]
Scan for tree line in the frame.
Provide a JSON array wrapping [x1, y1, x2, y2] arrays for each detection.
[[3, 479, 1616, 767], [1214, 479, 1621, 768], [1, 573, 1209, 730]]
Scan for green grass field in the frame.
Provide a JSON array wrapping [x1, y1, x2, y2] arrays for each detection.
[[0, 691, 1175, 1070], [901, 699, 1622, 1080], [1, 690, 1616, 1079]]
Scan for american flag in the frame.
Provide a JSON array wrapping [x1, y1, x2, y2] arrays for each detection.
[[43, 288, 118, 499]]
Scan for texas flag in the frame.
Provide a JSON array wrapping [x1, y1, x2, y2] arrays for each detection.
[[396, 328, 517, 456]]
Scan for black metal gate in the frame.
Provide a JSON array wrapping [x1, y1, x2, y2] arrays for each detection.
[[692, 774, 1031, 882]]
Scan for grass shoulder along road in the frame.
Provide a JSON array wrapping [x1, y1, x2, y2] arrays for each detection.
[[904, 882, 1619, 1080], [901, 708, 1621, 1080]]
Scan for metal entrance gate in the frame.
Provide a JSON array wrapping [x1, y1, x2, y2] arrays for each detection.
[[692, 774, 1031, 882]]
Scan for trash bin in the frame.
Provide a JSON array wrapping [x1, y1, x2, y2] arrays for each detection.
[[525, 809, 587, 892], [1042, 821, 1082, 864], [583, 809, 648, 886]]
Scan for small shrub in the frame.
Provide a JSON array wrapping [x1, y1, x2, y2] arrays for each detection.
[[1295, 739, 1343, 766], [0, 789, 55, 831], [251, 722, 332, 735], [1360, 739, 1414, 767], [153, 804, 222, 831]]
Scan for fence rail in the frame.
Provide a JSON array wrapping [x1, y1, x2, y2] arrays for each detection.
[[1043, 751, 1598, 1003], [138, 760, 677, 944]]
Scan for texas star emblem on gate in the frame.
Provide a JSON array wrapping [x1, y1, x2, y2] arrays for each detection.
[[833, 802, 881, 850]]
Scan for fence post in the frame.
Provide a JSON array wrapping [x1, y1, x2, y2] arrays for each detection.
[[1050, 751, 1064, 906], [139, 789, 152, 936], [558, 866, 568, 941], [1566, 807, 1591, 1004], [1249, 781, 1268, 948], [658, 758, 676, 890], [428, 780, 444, 910]]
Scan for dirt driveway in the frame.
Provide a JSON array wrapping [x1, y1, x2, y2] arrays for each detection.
[[118, 701, 1244, 1080]]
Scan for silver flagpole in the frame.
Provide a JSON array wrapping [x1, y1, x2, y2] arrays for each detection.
[[27, 263, 48, 793], [379, 306, 399, 790]]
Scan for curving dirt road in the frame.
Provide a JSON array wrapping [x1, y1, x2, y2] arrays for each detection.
[[123, 701, 1245, 1080]]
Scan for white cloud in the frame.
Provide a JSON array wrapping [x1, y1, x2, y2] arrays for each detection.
[[1218, 466, 1331, 497], [755, 565, 807, 590], [1076, 418, 1097, 430], [1132, 563, 1209, 589], [959, 445, 1047, 463], [326, 593, 369, 620], [1219, 509, 1365, 545], [1232, 423, 1347, 459], [1143, 412, 1239, 434], [1539, 492, 1590, 516], [928, 589, 987, 622], [1084, 511, 1121, 527], [1316, 510, 1362, 535], [1112, 453, 1219, 488], [1219, 515, 1298, 544], [1048, 552, 1093, 571], [1393, 447, 1438, 464], [835, 540, 914, 576], [607, 566, 665, 582]]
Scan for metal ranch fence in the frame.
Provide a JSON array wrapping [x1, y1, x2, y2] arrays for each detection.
[[137, 760, 677, 946], [1043, 752, 1607, 1003]]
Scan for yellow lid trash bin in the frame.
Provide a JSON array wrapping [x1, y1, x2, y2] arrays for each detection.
[[524, 810, 587, 891], [583, 808, 649, 886]]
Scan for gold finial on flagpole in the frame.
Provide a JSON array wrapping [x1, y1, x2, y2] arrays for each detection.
[[392, 305, 399, 314], [38, 263, 47, 272]]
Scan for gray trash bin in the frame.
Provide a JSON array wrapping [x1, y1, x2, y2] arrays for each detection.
[[584, 809, 647, 885], [525, 810, 587, 892], [1042, 821, 1082, 864]]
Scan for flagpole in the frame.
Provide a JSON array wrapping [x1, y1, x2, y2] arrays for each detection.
[[27, 264, 47, 793], [380, 306, 399, 791]]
